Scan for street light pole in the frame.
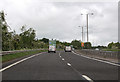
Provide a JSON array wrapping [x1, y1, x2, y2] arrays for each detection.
[[78, 26, 84, 42], [81, 13, 93, 42], [86, 14, 89, 42], [82, 26, 83, 42]]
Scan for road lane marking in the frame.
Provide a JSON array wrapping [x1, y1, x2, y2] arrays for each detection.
[[67, 63, 71, 66], [59, 53, 62, 58], [60, 52, 93, 81], [66, 61, 93, 82], [72, 51, 120, 67], [82, 75, 93, 82], [62, 58, 64, 61], [59, 53, 89, 80], [0, 52, 45, 72], [59, 53, 61, 57]]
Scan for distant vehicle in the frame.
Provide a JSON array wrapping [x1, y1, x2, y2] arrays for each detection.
[[95, 48, 99, 50], [48, 40, 56, 53], [64, 46, 72, 52]]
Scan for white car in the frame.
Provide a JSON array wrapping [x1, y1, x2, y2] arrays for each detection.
[[95, 48, 99, 50], [48, 45, 56, 53], [64, 46, 72, 52]]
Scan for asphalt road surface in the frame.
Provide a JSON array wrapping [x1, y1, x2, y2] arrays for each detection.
[[2, 51, 118, 81]]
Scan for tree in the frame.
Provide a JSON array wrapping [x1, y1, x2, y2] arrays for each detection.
[[11, 30, 21, 50], [71, 40, 81, 49], [108, 42, 114, 49], [19, 26, 36, 49], [40, 38, 49, 43], [115, 42, 120, 49], [84, 42, 92, 49], [63, 42, 71, 46], [1, 11, 13, 51], [107, 42, 120, 49]]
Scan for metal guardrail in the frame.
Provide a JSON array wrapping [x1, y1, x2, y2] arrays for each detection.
[[0, 49, 47, 56], [77, 49, 118, 59]]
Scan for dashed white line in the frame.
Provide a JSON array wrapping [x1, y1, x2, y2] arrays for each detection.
[[67, 63, 71, 66], [59, 53, 61, 57], [59, 53, 60, 56], [60, 51, 93, 81], [59, 53, 71, 66], [82, 75, 93, 82], [62, 58, 65, 61], [0, 52, 44, 72], [72, 51, 120, 67]]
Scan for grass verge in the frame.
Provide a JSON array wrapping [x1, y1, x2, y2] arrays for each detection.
[[1, 50, 47, 63]]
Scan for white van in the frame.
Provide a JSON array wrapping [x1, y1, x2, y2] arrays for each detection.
[[64, 46, 72, 52], [48, 45, 56, 53], [48, 40, 56, 53]]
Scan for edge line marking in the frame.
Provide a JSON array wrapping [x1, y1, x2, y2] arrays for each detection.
[[72, 51, 120, 67], [0, 52, 44, 72]]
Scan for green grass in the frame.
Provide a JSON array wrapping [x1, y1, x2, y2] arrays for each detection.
[[102, 49, 120, 51], [1, 50, 47, 63]]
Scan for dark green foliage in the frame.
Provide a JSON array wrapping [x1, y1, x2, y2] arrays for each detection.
[[19, 26, 36, 49], [115, 42, 120, 49], [84, 42, 92, 49], [108, 42, 120, 49], [92, 46, 107, 49], [0, 11, 49, 51], [1, 11, 12, 51], [56, 40, 64, 49], [63, 42, 71, 46], [40, 38, 49, 43], [71, 40, 81, 49], [108, 42, 114, 49]]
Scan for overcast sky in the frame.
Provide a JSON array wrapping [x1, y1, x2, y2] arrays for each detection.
[[0, 0, 118, 46]]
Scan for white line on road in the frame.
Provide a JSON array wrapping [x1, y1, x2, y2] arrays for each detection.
[[59, 53, 61, 57], [59, 53, 62, 58], [67, 63, 71, 66], [72, 51, 120, 67], [82, 75, 93, 82], [59, 53, 60, 56], [62, 58, 65, 61], [0, 52, 45, 72]]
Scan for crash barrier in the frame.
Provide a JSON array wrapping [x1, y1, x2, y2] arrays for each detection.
[[76, 49, 118, 59], [1, 49, 47, 56]]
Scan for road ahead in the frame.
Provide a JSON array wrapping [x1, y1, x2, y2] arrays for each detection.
[[2, 51, 118, 81]]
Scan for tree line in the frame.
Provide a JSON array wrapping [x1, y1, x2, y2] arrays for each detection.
[[0, 11, 70, 51], [108, 42, 120, 49], [0, 11, 48, 51]]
